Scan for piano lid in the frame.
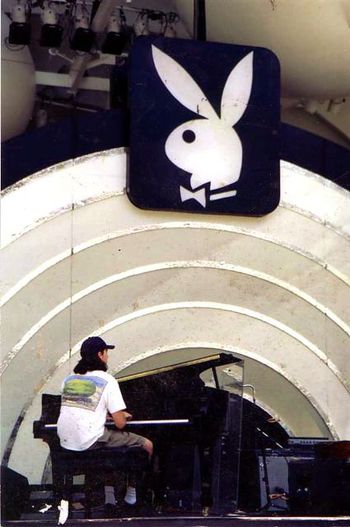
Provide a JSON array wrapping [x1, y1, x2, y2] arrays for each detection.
[[115, 352, 240, 384]]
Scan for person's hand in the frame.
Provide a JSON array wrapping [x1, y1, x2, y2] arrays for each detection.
[[123, 411, 132, 421]]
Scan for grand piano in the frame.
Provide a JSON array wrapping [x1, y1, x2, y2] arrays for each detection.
[[33, 352, 244, 515]]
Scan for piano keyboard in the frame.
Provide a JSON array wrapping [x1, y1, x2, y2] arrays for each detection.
[[43, 419, 190, 429]]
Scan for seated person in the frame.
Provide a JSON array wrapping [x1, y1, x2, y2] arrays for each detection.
[[57, 336, 153, 508]]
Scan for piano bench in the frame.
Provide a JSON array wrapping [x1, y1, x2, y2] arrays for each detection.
[[50, 445, 149, 518]]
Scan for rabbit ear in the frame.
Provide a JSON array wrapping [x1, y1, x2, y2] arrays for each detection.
[[221, 51, 254, 125], [152, 45, 218, 120]]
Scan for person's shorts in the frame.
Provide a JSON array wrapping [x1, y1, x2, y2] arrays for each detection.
[[90, 427, 146, 449]]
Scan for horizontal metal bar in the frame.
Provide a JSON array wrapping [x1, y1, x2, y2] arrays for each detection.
[[35, 71, 110, 91]]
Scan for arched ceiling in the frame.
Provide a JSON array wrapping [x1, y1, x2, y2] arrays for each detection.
[[175, 0, 350, 99], [1, 148, 349, 483], [175, 0, 350, 145]]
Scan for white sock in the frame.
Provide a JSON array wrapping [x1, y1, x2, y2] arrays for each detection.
[[124, 485, 137, 505], [104, 485, 116, 505]]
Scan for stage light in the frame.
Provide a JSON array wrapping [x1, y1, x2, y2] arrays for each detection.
[[8, 0, 30, 46], [133, 11, 149, 36], [101, 9, 128, 55], [40, 1, 63, 47], [147, 10, 165, 35], [70, 4, 95, 53], [164, 12, 178, 38]]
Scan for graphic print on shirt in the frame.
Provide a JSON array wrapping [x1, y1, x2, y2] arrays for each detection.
[[61, 375, 107, 411]]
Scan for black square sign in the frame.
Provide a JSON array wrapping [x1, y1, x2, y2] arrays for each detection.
[[128, 37, 280, 216]]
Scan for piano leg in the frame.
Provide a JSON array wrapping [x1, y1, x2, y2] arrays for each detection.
[[191, 445, 202, 511], [51, 457, 65, 502], [152, 442, 203, 512], [210, 434, 238, 514], [198, 444, 213, 509]]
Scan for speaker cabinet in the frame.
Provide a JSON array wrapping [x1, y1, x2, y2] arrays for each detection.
[[1, 466, 30, 520]]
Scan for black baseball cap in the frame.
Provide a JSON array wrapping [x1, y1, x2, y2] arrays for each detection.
[[80, 336, 115, 359]]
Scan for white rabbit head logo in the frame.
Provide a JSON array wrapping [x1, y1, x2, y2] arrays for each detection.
[[151, 45, 254, 207]]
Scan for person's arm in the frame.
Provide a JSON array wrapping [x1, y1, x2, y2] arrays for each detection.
[[111, 410, 132, 429], [107, 375, 131, 428]]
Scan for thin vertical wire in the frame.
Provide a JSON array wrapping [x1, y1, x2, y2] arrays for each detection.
[[68, 103, 79, 362], [68, 173, 75, 363]]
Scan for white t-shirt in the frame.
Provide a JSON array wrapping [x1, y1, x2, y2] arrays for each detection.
[[57, 370, 126, 451]]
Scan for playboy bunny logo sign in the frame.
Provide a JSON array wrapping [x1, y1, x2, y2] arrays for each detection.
[[128, 37, 280, 216], [153, 46, 253, 205]]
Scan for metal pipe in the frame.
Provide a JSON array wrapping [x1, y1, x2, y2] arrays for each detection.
[[243, 383, 256, 404], [193, 0, 206, 41]]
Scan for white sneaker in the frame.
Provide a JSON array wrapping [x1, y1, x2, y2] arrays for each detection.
[[124, 486, 137, 505], [58, 499, 69, 525]]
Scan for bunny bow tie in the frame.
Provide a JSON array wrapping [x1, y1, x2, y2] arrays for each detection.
[[180, 186, 238, 208], [180, 186, 206, 207]]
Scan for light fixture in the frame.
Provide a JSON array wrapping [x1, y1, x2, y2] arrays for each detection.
[[133, 11, 149, 37], [8, 0, 31, 46], [40, 1, 63, 47], [70, 3, 95, 53], [164, 12, 178, 38], [147, 10, 165, 35], [101, 8, 128, 55]]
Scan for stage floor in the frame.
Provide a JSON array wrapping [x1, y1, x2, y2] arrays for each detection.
[[3, 514, 350, 526], [2, 487, 350, 527]]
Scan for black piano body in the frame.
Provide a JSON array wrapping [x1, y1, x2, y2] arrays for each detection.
[[33, 352, 244, 514]]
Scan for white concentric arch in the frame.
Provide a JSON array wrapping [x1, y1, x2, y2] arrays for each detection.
[[2, 259, 349, 354], [281, 200, 350, 240], [73, 222, 349, 285], [1, 294, 348, 395], [1, 250, 72, 307], [1, 149, 349, 247], [0, 147, 127, 249], [1, 147, 125, 197], [1, 219, 349, 309]]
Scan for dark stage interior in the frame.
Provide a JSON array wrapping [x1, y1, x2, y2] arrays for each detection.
[[2, 400, 349, 526], [1, 356, 350, 526]]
